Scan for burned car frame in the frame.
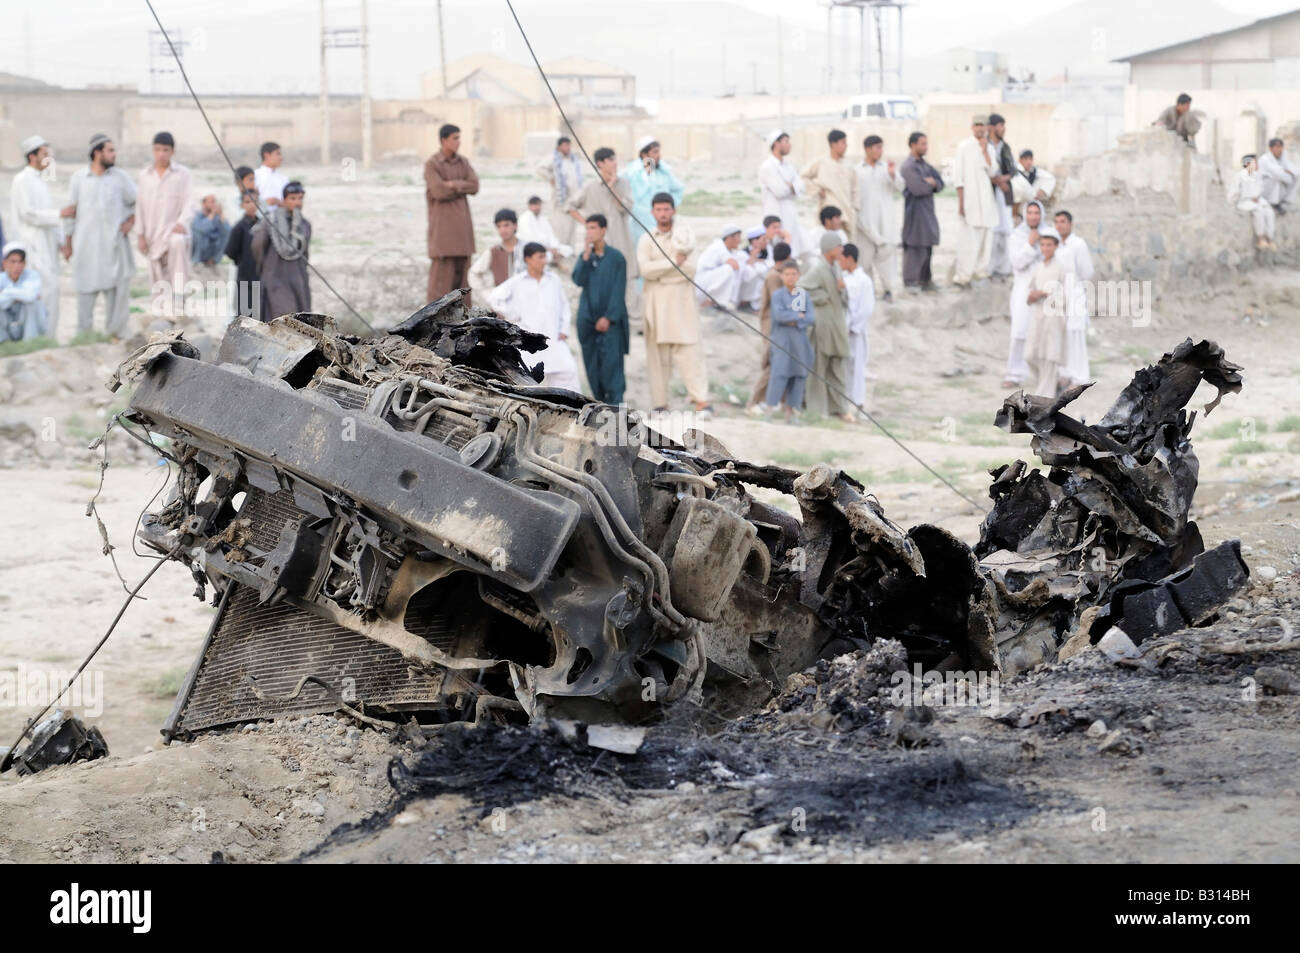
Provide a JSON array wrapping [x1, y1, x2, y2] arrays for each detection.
[[108, 295, 1246, 740]]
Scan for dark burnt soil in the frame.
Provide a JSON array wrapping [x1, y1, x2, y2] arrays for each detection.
[[302, 569, 1300, 863]]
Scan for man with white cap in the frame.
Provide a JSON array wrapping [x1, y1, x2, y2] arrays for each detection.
[[623, 137, 684, 246], [760, 131, 806, 257], [0, 242, 47, 341], [65, 134, 137, 337], [695, 224, 755, 311], [1025, 225, 1067, 397], [10, 134, 70, 339], [951, 115, 998, 287], [738, 225, 770, 311]]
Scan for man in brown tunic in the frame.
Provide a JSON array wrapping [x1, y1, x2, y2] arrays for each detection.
[[424, 123, 480, 302]]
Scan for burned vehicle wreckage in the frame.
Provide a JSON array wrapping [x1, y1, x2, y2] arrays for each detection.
[[108, 294, 1246, 740]]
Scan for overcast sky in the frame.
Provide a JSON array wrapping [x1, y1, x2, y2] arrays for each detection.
[[7, 0, 1299, 97]]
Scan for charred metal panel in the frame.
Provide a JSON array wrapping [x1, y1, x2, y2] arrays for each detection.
[[130, 352, 580, 593]]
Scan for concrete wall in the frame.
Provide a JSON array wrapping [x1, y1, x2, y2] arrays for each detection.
[[0, 84, 1090, 175], [1054, 127, 1293, 289], [1124, 84, 1300, 176], [0, 87, 135, 168]]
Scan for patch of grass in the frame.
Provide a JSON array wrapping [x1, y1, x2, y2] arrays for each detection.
[[1226, 439, 1269, 455], [1207, 418, 1267, 440], [1275, 415, 1300, 432], [62, 414, 99, 442], [769, 448, 842, 467], [140, 667, 189, 700], [679, 189, 756, 216], [68, 330, 112, 348], [0, 335, 58, 357]]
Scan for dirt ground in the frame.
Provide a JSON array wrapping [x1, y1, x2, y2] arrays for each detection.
[[0, 159, 1298, 863]]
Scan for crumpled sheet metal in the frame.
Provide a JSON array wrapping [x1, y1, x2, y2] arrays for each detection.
[[976, 337, 1245, 672], [107, 329, 201, 393]]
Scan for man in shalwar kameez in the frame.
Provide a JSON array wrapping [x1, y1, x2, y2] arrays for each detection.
[[623, 138, 684, 246], [1003, 200, 1044, 387], [136, 131, 192, 316], [637, 192, 709, 414], [1053, 209, 1093, 386], [571, 214, 629, 405], [489, 242, 580, 393], [695, 224, 755, 310], [252, 181, 312, 318], [65, 134, 136, 337], [567, 147, 640, 317], [798, 231, 853, 422], [854, 135, 904, 302], [1, 243, 47, 341], [802, 129, 858, 236], [1025, 228, 1067, 397], [10, 136, 69, 339], [951, 116, 998, 286], [760, 131, 807, 256]]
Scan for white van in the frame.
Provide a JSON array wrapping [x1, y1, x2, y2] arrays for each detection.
[[842, 94, 920, 121]]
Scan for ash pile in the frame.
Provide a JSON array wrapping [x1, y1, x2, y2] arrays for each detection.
[[81, 295, 1256, 744]]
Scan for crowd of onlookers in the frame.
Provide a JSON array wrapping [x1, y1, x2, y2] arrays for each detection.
[[2, 133, 312, 344], [6, 94, 1294, 417]]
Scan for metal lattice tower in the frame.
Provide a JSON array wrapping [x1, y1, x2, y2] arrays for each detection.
[[319, 0, 372, 168], [148, 28, 189, 94], [825, 0, 908, 95]]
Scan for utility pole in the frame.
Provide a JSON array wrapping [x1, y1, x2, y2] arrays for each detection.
[[858, 4, 867, 94], [777, 17, 785, 129], [825, 4, 832, 94], [361, 0, 372, 169], [320, 0, 330, 165], [319, 6, 367, 169], [437, 0, 449, 95]]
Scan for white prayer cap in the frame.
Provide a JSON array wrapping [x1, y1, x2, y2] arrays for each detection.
[[19, 135, 47, 157], [635, 135, 657, 154], [721, 224, 742, 239], [766, 129, 788, 149], [1037, 225, 1061, 242], [2, 241, 27, 258], [745, 225, 765, 240], [819, 232, 843, 254], [971, 114, 988, 126]]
